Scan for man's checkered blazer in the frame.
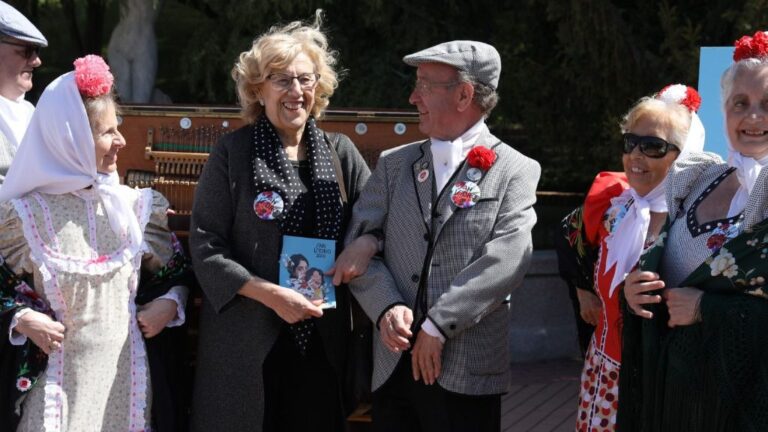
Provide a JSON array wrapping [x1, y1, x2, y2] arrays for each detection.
[[347, 129, 540, 396]]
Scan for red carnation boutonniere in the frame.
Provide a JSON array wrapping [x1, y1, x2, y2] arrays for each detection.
[[466, 146, 497, 171]]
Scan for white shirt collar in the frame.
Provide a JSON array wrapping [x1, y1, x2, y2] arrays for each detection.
[[430, 119, 489, 193], [0, 93, 34, 150]]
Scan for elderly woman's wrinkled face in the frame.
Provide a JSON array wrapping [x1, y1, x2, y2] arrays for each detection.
[[260, 52, 316, 138], [622, 115, 678, 196], [725, 66, 768, 159], [92, 102, 126, 174]]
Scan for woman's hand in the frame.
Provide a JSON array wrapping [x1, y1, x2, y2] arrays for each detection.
[[663, 287, 704, 327], [16, 310, 66, 355], [137, 299, 178, 338], [624, 270, 665, 319], [576, 288, 602, 326], [329, 234, 378, 286], [262, 286, 324, 324]]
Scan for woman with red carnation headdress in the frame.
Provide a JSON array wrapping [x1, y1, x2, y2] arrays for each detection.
[[0, 55, 191, 431], [620, 31, 768, 431], [556, 84, 704, 432]]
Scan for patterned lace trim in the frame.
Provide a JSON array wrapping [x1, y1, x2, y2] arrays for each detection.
[[34, 258, 67, 432], [128, 253, 149, 431], [11, 190, 154, 275]]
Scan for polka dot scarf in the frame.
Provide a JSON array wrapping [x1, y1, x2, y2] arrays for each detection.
[[251, 115, 342, 355], [251, 115, 342, 240]]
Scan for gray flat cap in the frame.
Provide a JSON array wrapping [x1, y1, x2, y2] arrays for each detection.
[[403, 40, 500, 89], [0, 1, 47, 47]]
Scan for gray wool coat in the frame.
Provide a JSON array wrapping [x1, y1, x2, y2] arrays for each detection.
[[189, 123, 370, 431]]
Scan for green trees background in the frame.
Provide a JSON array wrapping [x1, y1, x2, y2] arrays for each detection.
[[8, 0, 768, 191]]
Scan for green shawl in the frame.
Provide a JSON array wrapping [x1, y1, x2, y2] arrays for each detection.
[[618, 218, 768, 431]]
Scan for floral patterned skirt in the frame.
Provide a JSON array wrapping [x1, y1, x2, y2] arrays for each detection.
[[576, 336, 620, 432]]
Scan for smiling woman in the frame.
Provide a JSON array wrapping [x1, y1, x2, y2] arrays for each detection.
[[0, 55, 191, 431], [189, 9, 371, 432], [619, 31, 768, 432], [556, 84, 704, 432]]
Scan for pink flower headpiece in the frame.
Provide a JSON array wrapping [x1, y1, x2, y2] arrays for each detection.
[[657, 84, 701, 113], [73, 55, 114, 98], [733, 31, 768, 62]]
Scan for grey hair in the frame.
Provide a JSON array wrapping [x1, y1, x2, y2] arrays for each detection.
[[82, 93, 118, 130], [457, 70, 499, 115], [620, 97, 691, 149], [720, 58, 768, 109]]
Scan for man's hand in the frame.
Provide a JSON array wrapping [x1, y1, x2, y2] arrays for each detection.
[[329, 234, 378, 286], [378, 305, 413, 353], [411, 329, 443, 385]]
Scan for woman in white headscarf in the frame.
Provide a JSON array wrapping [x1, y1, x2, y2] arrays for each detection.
[[0, 55, 189, 431], [556, 84, 704, 432], [621, 31, 768, 432]]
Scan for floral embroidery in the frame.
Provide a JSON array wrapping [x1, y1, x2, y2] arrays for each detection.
[[16, 376, 32, 392], [705, 223, 740, 254], [709, 248, 739, 278]]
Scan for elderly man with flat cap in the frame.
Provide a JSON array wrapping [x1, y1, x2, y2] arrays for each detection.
[[0, 1, 46, 183], [341, 40, 540, 431]]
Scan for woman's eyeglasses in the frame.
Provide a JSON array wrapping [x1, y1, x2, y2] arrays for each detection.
[[622, 133, 680, 158], [267, 73, 320, 91], [1, 40, 41, 60]]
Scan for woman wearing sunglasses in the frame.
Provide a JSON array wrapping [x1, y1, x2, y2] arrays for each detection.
[[557, 84, 704, 432], [620, 32, 768, 432]]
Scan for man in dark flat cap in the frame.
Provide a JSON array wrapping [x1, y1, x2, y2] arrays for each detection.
[[342, 40, 540, 431], [0, 1, 47, 183]]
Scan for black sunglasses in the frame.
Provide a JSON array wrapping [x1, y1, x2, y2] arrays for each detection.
[[1, 40, 41, 60], [622, 133, 680, 158]]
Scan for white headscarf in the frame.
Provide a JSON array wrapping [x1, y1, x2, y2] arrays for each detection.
[[604, 94, 706, 296], [604, 181, 668, 296], [0, 72, 142, 248]]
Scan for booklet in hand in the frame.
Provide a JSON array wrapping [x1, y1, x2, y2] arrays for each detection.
[[279, 235, 337, 309]]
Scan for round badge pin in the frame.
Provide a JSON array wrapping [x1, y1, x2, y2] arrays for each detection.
[[466, 167, 483, 182], [253, 191, 284, 220], [417, 169, 430, 183], [450, 181, 481, 208]]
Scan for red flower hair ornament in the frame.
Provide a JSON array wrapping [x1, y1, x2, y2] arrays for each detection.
[[73, 55, 114, 98], [466, 146, 497, 171], [657, 84, 702, 113], [733, 31, 768, 62]]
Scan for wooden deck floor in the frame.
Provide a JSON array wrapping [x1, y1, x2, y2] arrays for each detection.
[[502, 358, 582, 432], [348, 358, 582, 432]]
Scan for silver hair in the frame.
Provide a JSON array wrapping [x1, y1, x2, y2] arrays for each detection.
[[457, 70, 499, 115], [620, 97, 691, 149], [720, 57, 768, 109]]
